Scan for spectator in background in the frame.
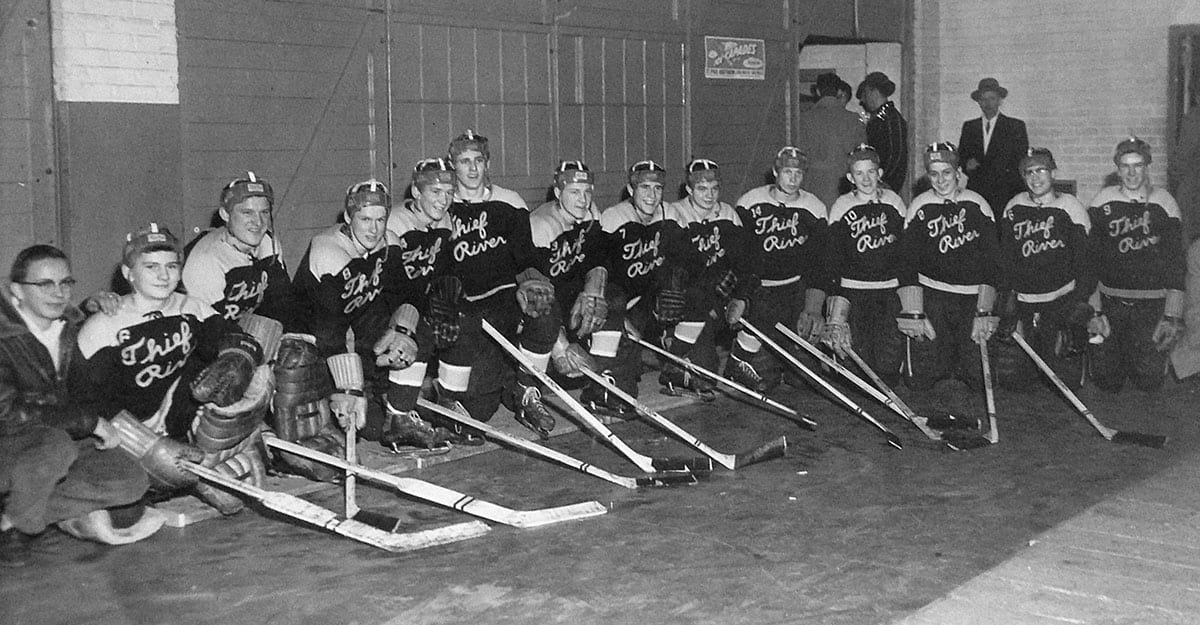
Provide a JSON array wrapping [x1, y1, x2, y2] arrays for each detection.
[[1169, 102, 1200, 381], [856, 72, 908, 195], [795, 72, 866, 207], [958, 78, 1029, 213]]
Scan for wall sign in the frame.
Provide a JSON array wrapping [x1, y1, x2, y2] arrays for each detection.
[[704, 36, 766, 80]]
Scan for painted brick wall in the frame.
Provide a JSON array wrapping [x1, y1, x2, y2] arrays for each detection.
[[913, 0, 1197, 204], [52, 0, 177, 104]]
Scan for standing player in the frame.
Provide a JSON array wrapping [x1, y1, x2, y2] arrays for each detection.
[[182, 172, 294, 326], [596, 160, 688, 412], [442, 130, 557, 436], [897, 143, 1001, 392], [291, 180, 457, 450], [1087, 137, 1185, 392], [993, 148, 1092, 390], [823, 144, 908, 385], [727, 146, 829, 392], [660, 158, 757, 397]]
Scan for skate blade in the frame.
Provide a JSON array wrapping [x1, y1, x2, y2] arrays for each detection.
[[387, 442, 453, 457]]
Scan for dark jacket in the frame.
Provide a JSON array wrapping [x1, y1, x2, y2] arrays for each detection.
[[865, 100, 908, 194], [0, 296, 97, 438], [958, 113, 1029, 212]]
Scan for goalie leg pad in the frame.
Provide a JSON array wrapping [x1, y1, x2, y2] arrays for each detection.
[[271, 360, 336, 442]]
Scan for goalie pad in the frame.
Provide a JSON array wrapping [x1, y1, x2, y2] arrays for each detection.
[[239, 314, 284, 363], [195, 429, 268, 515], [193, 364, 273, 452], [427, 275, 464, 349], [110, 411, 203, 490], [276, 333, 322, 368], [516, 268, 555, 317], [190, 331, 263, 407], [272, 354, 336, 443]]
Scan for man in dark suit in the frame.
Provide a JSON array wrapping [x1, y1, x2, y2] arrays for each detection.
[[958, 78, 1029, 212]]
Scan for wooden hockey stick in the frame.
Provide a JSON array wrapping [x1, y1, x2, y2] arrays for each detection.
[[417, 399, 697, 489], [265, 438, 608, 528], [783, 332, 941, 441], [743, 321, 902, 449], [578, 367, 787, 470], [480, 319, 711, 473], [624, 333, 816, 428], [345, 423, 358, 519], [182, 463, 489, 552], [944, 340, 1000, 450], [1011, 332, 1166, 448]]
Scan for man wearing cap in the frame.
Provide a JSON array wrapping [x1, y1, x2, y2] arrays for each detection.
[[958, 78, 1029, 215], [1, 245, 162, 566], [856, 72, 908, 195], [596, 160, 689, 411], [660, 158, 757, 398], [993, 148, 1092, 391], [76, 224, 271, 515], [444, 130, 557, 435], [897, 142, 1001, 393], [796, 72, 867, 207], [182, 172, 294, 327], [823, 144, 909, 385], [1087, 137, 1185, 392], [727, 146, 830, 392]]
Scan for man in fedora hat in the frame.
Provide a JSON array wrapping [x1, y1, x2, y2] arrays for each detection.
[[856, 71, 908, 195], [958, 77, 1029, 213]]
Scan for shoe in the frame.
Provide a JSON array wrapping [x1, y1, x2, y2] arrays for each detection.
[[427, 382, 486, 446], [381, 405, 452, 451], [723, 356, 766, 393], [513, 385, 555, 439], [0, 528, 32, 568], [580, 375, 637, 420], [658, 362, 716, 400]]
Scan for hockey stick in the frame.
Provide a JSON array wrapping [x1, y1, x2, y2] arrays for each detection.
[[345, 422, 358, 518], [182, 463, 489, 552], [578, 367, 787, 470], [480, 319, 711, 473], [743, 321, 902, 449], [417, 399, 697, 489], [265, 438, 608, 528], [842, 346, 942, 440], [624, 333, 816, 428], [1011, 332, 1166, 448], [944, 340, 1000, 450]]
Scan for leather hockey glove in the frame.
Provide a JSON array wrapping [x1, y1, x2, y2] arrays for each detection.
[[724, 298, 748, 329], [1152, 289, 1186, 352], [896, 286, 937, 341], [821, 295, 852, 357], [550, 328, 597, 378], [516, 268, 556, 318], [191, 331, 263, 407], [653, 266, 688, 325], [570, 267, 608, 336], [995, 289, 1020, 343], [795, 288, 827, 341], [110, 411, 204, 490], [373, 304, 419, 369], [327, 353, 367, 430], [970, 285, 1000, 344], [426, 275, 464, 349], [276, 333, 321, 368]]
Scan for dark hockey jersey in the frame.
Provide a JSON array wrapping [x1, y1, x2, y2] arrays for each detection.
[[825, 188, 907, 293], [600, 201, 688, 297], [182, 229, 293, 326], [900, 189, 1000, 293], [530, 201, 610, 288], [447, 185, 540, 300], [1000, 191, 1091, 301], [292, 225, 396, 358], [664, 197, 758, 298], [1087, 186, 1184, 294], [735, 185, 830, 290], [383, 200, 453, 310]]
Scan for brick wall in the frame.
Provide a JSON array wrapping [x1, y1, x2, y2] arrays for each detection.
[[913, 0, 1197, 204], [52, 0, 178, 104]]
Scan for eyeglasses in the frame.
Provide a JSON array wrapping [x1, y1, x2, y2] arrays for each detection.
[[16, 278, 76, 292], [1023, 167, 1051, 177]]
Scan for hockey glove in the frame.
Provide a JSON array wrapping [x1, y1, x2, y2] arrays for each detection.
[[821, 295, 852, 357], [570, 267, 608, 336], [795, 288, 827, 341], [191, 331, 263, 407], [724, 298, 748, 329], [276, 333, 321, 368], [327, 353, 367, 430], [110, 411, 204, 490], [550, 329, 597, 378], [970, 285, 999, 344], [1152, 289, 1186, 352], [653, 266, 688, 326], [427, 275, 465, 349], [896, 286, 937, 341], [374, 304, 419, 369], [516, 268, 556, 318]]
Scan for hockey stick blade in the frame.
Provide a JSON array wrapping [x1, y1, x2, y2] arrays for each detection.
[[943, 431, 994, 452], [636, 471, 700, 487], [734, 435, 788, 468], [651, 456, 716, 472], [266, 437, 609, 528], [1110, 431, 1168, 449]]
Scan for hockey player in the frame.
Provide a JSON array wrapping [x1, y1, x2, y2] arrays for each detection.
[[823, 144, 908, 385], [897, 143, 1001, 391], [182, 172, 294, 326], [380, 157, 483, 444], [596, 160, 689, 411], [291, 180, 459, 450], [443, 130, 557, 436], [993, 148, 1092, 390], [76, 224, 271, 514], [528, 161, 619, 414], [660, 158, 757, 398], [728, 146, 830, 392], [1087, 137, 1186, 392]]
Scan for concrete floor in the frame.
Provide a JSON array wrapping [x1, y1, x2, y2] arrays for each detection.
[[2, 364, 1198, 625]]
